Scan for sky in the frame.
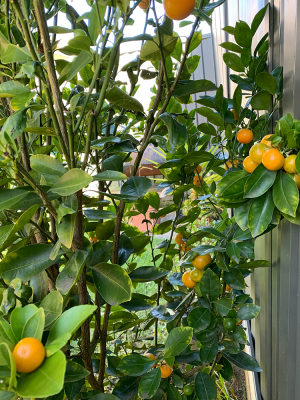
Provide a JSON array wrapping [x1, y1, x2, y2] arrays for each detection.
[[54, 0, 211, 109]]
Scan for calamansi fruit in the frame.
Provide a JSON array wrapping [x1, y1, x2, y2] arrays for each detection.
[[225, 159, 238, 170], [294, 174, 300, 189], [193, 176, 203, 186], [249, 143, 268, 164], [223, 318, 236, 331], [231, 109, 239, 121], [181, 243, 191, 253], [163, 0, 195, 21], [284, 155, 297, 174], [182, 271, 196, 288], [174, 233, 184, 245], [92, 235, 98, 244], [183, 385, 194, 396], [237, 128, 253, 144], [139, 0, 150, 9], [144, 353, 156, 361], [160, 363, 172, 378], [192, 254, 212, 270], [227, 309, 237, 318], [243, 156, 258, 173], [262, 148, 284, 171], [190, 269, 203, 283], [261, 134, 273, 147], [225, 284, 231, 292], [12, 337, 45, 373], [194, 165, 202, 174]]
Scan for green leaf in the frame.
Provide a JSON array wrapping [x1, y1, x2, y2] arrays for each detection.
[[0, 392, 16, 400], [159, 112, 188, 154], [0, 189, 29, 211], [195, 371, 217, 400], [92, 263, 132, 306], [188, 31, 203, 53], [44, 332, 71, 357], [200, 268, 222, 300], [295, 152, 300, 175], [129, 266, 169, 282], [234, 21, 252, 48], [226, 242, 241, 263], [105, 87, 144, 113], [40, 291, 63, 327], [138, 368, 161, 399], [30, 155, 66, 176], [238, 260, 270, 269], [121, 177, 152, 199], [195, 107, 224, 127], [50, 169, 93, 196], [47, 305, 97, 344], [236, 304, 261, 320], [117, 354, 155, 377], [188, 307, 211, 332], [213, 299, 233, 317], [250, 91, 271, 110], [140, 34, 177, 61], [0, 81, 30, 98], [256, 72, 277, 95], [112, 376, 141, 400], [222, 351, 262, 372], [223, 269, 246, 290], [0, 45, 32, 64], [244, 164, 277, 198], [56, 250, 87, 295], [22, 308, 45, 341], [10, 304, 38, 341], [223, 53, 245, 72], [17, 351, 66, 398], [173, 80, 217, 97], [0, 244, 62, 283], [234, 201, 251, 231], [216, 170, 249, 203], [68, 50, 92, 81], [103, 155, 123, 172], [273, 171, 299, 217], [248, 191, 274, 237], [164, 327, 193, 358], [200, 337, 218, 364], [167, 385, 181, 400], [65, 360, 90, 382], [220, 42, 249, 54], [1, 108, 27, 145], [93, 171, 127, 181], [0, 343, 16, 391], [84, 209, 116, 220], [251, 4, 269, 35], [146, 191, 160, 210]]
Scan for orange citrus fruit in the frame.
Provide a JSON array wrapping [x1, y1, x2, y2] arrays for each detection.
[[174, 233, 184, 245], [225, 160, 238, 170], [237, 129, 253, 144], [249, 143, 268, 164], [160, 363, 172, 378], [190, 269, 203, 282], [283, 155, 297, 174], [262, 148, 284, 171], [226, 285, 231, 292], [181, 243, 191, 253], [12, 337, 45, 373], [92, 235, 98, 244], [192, 254, 212, 270], [182, 271, 196, 288], [261, 134, 273, 148], [294, 174, 300, 189], [163, 0, 195, 20], [144, 353, 156, 361], [243, 156, 258, 173], [139, 0, 150, 9], [231, 109, 239, 121], [193, 176, 203, 186], [194, 165, 202, 174]]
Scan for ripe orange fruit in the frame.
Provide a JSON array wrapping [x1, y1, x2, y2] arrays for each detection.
[[192, 254, 212, 270], [139, 0, 150, 9], [237, 129, 253, 144], [174, 233, 184, 245], [193, 176, 203, 186], [249, 143, 268, 164], [243, 156, 258, 173], [283, 155, 297, 174], [163, 0, 195, 20], [12, 337, 45, 373], [182, 271, 196, 288], [226, 285, 231, 292], [181, 243, 191, 253], [225, 160, 238, 170], [194, 165, 202, 174], [294, 174, 300, 189], [231, 109, 239, 121], [261, 134, 273, 148], [92, 235, 97, 244], [160, 363, 172, 378], [144, 353, 156, 361], [190, 269, 203, 282], [262, 148, 284, 171]]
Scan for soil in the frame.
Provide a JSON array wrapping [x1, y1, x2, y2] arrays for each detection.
[[230, 366, 247, 400]]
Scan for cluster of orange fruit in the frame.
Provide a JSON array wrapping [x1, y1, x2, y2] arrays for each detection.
[[139, 0, 196, 21], [144, 353, 173, 378], [193, 165, 203, 186]]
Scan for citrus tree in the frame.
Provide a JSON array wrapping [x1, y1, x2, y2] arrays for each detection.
[[0, 1, 294, 400]]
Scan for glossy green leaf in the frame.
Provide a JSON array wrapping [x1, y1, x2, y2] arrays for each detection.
[[0, 81, 31, 97], [10, 304, 38, 341], [56, 250, 87, 295], [195, 107, 224, 127], [0, 343, 16, 391], [112, 376, 141, 400], [223, 269, 246, 290], [251, 4, 269, 35], [0, 189, 29, 211], [30, 155, 66, 176], [173, 79, 217, 97], [68, 50, 92, 81], [223, 53, 245, 72], [273, 171, 299, 217], [244, 164, 277, 198], [103, 155, 124, 172], [248, 191, 274, 237], [238, 260, 270, 269], [250, 91, 271, 110], [65, 360, 90, 382], [216, 170, 249, 203], [167, 385, 181, 400], [234, 201, 251, 230], [22, 308, 45, 341], [92, 263, 132, 307], [45, 332, 71, 357], [160, 112, 188, 154], [121, 177, 152, 199], [195, 371, 217, 400], [226, 242, 241, 263], [93, 171, 127, 181], [256, 71, 277, 95], [188, 307, 211, 332], [199, 269, 222, 300], [50, 169, 93, 196], [237, 304, 261, 320], [138, 368, 161, 399], [213, 299, 233, 317], [17, 351, 66, 397], [117, 354, 155, 376], [164, 327, 193, 358], [129, 266, 169, 282], [222, 351, 262, 372], [234, 21, 252, 48], [40, 291, 63, 327], [200, 337, 218, 364], [47, 305, 97, 344], [140, 34, 177, 61]]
